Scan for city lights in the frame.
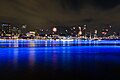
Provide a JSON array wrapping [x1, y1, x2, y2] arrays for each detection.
[[53, 27, 57, 32], [0, 23, 119, 40]]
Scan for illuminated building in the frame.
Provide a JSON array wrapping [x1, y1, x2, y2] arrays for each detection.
[[53, 27, 57, 33], [94, 30, 98, 39], [26, 31, 36, 37], [78, 27, 82, 36], [1, 23, 13, 38]]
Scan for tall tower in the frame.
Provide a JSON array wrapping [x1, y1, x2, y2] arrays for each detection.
[[94, 29, 98, 39], [78, 27, 82, 36]]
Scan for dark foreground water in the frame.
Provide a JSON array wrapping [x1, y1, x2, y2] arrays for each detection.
[[0, 40, 120, 80]]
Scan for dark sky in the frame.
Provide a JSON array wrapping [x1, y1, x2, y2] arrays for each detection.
[[0, 0, 120, 27]]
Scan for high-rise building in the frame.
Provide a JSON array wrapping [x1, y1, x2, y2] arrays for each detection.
[[1, 23, 13, 36]]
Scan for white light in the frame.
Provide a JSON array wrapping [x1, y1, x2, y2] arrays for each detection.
[[83, 27, 86, 30], [95, 30, 97, 34], [79, 31, 82, 35], [41, 29, 44, 31], [45, 34, 47, 36], [73, 27, 76, 29], [106, 29, 109, 31], [22, 25, 26, 28], [79, 27, 81, 30], [84, 25, 87, 27], [53, 27, 57, 32]]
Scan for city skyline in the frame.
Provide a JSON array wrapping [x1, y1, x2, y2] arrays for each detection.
[[0, 23, 119, 41], [0, 1, 120, 80]]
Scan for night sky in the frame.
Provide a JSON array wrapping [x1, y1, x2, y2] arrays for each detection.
[[0, 0, 120, 28]]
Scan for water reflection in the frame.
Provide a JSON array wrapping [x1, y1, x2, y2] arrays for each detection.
[[0, 44, 120, 80], [0, 40, 120, 79], [4, 46, 119, 68], [29, 48, 35, 68], [13, 48, 18, 67], [0, 40, 120, 48], [52, 50, 57, 70], [29, 41, 35, 47]]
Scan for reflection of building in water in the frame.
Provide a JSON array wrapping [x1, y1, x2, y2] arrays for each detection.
[[62, 41, 66, 46], [29, 48, 35, 68], [29, 41, 35, 47], [13, 48, 18, 68], [52, 49, 57, 70], [13, 40, 19, 47], [8, 41, 12, 47], [45, 41, 48, 46]]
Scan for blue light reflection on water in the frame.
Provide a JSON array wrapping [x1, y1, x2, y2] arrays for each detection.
[[0, 40, 120, 79], [0, 46, 120, 70], [0, 40, 120, 47]]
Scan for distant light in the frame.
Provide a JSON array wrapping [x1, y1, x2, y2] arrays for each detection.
[[41, 29, 44, 31], [102, 32, 104, 34], [102, 32, 107, 35], [45, 34, 47, 36], [79, 31, 82, 35], [53, 27, 57, 32], [73, 27, 76, 29], [106, 29, 109, 32], [83, 27, 86, 30], [2, 24, 9, 26], [84, 25, 87, 27], [95, 30, 97, 34], [22, 25, 26, 28], [79, 27, 81, 30]]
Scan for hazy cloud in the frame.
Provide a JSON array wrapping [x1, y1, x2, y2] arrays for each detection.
[[0, 0, 120, 26]]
